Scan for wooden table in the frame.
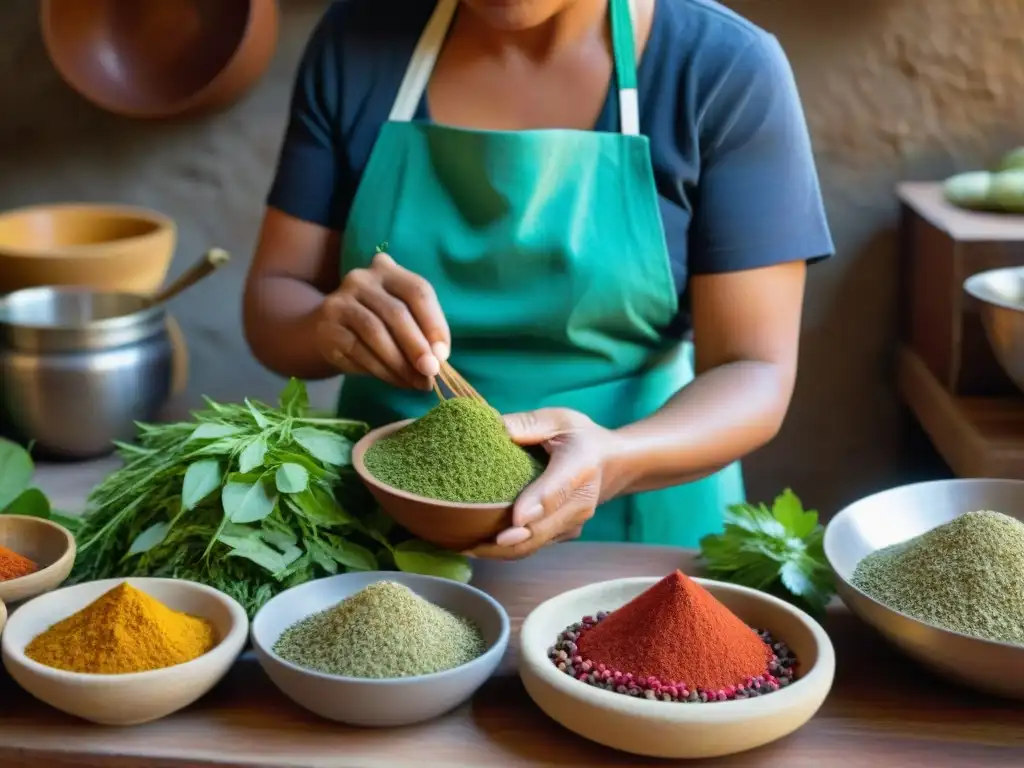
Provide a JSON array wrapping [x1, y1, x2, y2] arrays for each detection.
[[2, 474, 1023, 766]]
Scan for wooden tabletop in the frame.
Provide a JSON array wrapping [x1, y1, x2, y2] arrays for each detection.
[[897, 181, 1024, 242], [1, 539, 1023, 768]]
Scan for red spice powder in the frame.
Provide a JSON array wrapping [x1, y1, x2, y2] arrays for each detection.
[[0, 544, 38, 581], [576, 571, 772, 691]]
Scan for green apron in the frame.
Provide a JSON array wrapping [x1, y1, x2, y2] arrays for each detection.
[[336, 0, 744, 547]]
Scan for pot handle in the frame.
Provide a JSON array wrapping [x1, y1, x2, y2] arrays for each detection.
[[165, 315, 189, 398]]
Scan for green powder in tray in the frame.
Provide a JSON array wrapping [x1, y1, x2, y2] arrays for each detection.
[[852, 510, 1024, 645], [364, 398, 542, 503], [273, 581, 486, 678]]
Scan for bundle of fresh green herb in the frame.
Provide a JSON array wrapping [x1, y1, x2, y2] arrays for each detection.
[[698, 489, 834, 614], [70, 379, 471, 616]]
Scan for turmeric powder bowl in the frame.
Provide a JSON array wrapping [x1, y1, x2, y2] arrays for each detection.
[[1, 577, 248, 725], [518, 577, 835, 759]]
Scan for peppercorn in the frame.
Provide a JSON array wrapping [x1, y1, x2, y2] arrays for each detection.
[[548, 612, 798, 705]]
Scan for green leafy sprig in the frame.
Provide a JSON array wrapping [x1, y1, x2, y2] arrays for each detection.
[[699, 489, 834, 614], [70, 379, 470, 616]]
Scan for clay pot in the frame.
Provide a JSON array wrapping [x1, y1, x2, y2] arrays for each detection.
[[41, 0, 279, 119]]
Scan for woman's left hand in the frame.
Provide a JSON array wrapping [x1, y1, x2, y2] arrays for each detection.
[[465, 409, 621, 560]]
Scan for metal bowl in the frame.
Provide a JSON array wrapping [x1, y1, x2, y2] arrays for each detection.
[[964, 267, 1024, 393], [0, 286, 172, 459], [824, 479, 1024, 699]]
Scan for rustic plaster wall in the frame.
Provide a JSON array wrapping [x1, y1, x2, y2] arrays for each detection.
[[2, 0, 1021, 513]]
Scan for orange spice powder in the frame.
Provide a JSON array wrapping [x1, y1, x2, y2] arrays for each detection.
[[0, 544, 38, 581]]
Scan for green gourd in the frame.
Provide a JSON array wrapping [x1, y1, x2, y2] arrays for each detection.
[[987, 170, 1024, 212], [943, 171, 993, 210], [997, 146, 1024, 172]]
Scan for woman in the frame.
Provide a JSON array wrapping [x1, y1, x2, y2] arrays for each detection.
[[243, 0, 833, 559]]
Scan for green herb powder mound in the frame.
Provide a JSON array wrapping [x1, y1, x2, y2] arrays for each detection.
[[364, 398, 542, 503], [852, 510, 1024, 645], [273, 581, 486, 677]]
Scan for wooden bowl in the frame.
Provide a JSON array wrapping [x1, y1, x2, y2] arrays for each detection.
[[0, 516, 76, 605], [352, 420, 513, 551], [519, 577, 835, 759], [0, 203, 175, 295], [1, 577, 248, 725], [41, 0, 279, 119]]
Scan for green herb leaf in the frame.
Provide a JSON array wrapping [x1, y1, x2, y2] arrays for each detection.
[[0, 438, 34, 511], [325, 536, 377, 571], [181, 460, 221, 511], [393, 540, 471, 583], [279, 378, 309, 417], [698, 489, 834, 614], [292, 427, 352, 466], [222, 480, 277, 524], [129, 522, 170, 554], [189, 423, 241, 441], [217, 533, 300, 573], [3, 487, 51, 518], [275, 463, 309, 494], [239, 436, 268, 473], [245, 399, 271, 428], [772, 488, 818, 539]]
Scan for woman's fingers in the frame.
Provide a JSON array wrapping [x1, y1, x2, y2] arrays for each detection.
[[356, 280, 440, 378], [375, 253, 451, 365], [317, 311, 425, 390]]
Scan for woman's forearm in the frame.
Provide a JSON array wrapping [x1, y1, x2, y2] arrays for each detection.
[[602, 360, 794, 500], [243, 275, 337, 380]]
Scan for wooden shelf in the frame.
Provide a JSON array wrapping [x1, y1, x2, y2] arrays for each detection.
[[897, 346, 1024, 477]]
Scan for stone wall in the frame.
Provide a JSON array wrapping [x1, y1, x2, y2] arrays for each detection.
[[3, 0, 1021, 513]]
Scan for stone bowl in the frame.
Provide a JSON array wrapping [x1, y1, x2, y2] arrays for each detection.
[[1, 577, 248, 725], [250, 571, 510, 726], [352, 419, 513, 551], [824, 478, 1024, 699], [518, 577, 835, 759]]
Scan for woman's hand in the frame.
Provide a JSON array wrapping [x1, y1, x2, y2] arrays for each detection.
[[315, 251, 451, 390], [466, 408, 623, 560]]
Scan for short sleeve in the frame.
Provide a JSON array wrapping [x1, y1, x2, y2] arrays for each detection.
[[688, 34, 833, 275], [266, 6, 352, 230]]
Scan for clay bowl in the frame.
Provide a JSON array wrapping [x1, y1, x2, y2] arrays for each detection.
[[1, 577, 248, 725], [0, 599, 7, 636], [41, 0, 279, 119], [519, 577, 835, 759], [0, 516, 76, 605], [352, 419, 512, 551], [0, 203, 175, 295]]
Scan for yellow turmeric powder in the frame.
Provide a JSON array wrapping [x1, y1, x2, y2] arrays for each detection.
[[25, 582, 217, 674]]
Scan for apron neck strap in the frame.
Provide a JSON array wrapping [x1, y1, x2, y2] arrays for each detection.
[[389, 0, 642, 136]]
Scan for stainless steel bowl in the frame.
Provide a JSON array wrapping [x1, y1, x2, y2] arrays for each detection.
[[824, 479, 1024, 699], [964, 267, 1024, 393], [0, 287, 172, 459]]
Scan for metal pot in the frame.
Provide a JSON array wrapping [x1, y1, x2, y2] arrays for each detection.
[[0, 287, 172, 459]]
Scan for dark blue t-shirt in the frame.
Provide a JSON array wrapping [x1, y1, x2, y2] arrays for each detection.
[[268, 0, 833, 333]]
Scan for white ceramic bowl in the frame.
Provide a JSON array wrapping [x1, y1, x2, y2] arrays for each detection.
[[824, 478, 1024, 699], [251, 571, 510, 726], [519, 577, 835, 759], [1, 577, 248, 725]]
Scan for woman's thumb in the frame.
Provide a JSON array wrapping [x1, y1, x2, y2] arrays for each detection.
[[503, 409, 565, 445]]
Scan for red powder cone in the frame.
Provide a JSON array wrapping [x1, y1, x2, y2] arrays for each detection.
[[576, 571, 772, 692]]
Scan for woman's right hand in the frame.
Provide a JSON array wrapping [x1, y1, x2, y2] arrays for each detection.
[[315, 251, 450, 390]]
